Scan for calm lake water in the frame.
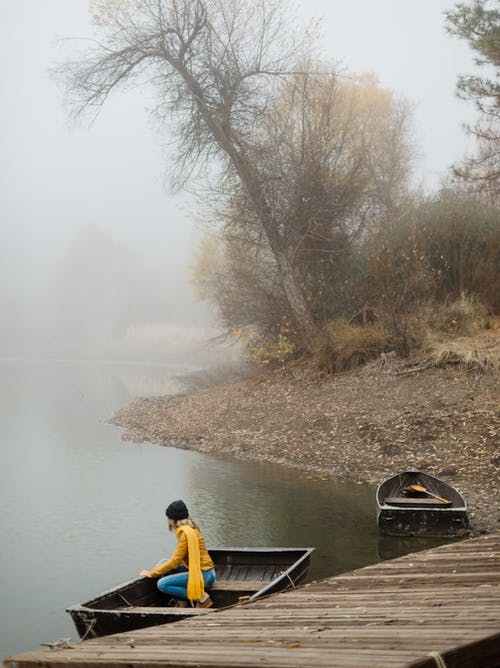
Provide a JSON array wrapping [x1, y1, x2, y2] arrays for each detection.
[[0, 358, 450, 658]]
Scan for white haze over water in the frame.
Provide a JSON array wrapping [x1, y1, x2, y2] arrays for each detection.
[[0, 1, 479, 362]]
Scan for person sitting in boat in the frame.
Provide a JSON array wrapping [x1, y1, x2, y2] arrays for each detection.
[[140, 499, 216, 608]]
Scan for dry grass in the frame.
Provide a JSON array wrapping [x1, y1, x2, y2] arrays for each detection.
[[422, 294, 490, 336], [312, 298, 498, 376], [420, 299, 499, 375], [428, 334, 500, 375], [314, 319, 393, 372]]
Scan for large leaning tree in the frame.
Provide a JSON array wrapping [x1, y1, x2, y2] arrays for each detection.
[[192, 71, 413, 339], [445, 0, 500, 199], [57, 0, 322, 351]]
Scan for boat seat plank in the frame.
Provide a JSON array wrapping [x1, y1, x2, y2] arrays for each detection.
[[384, 497, 452, 507], [119, 606, 209, 614], [210, 580, 272, 592]]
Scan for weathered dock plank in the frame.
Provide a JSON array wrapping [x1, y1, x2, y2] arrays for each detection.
[[4, 534, 499, 668]]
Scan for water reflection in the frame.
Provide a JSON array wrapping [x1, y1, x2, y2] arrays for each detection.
[[184, 457, 382, 580], [377, 534, 460, 561]]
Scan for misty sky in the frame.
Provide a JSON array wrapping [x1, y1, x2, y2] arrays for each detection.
[[0, 1, 479, 355]]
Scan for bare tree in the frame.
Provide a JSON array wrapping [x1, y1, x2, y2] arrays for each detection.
[[197, 71, 414, 334], [57, 0, 320, 350]]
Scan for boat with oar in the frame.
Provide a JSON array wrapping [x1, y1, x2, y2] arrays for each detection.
[[67, 546, 314, 639], [376, 468, 469, 537]]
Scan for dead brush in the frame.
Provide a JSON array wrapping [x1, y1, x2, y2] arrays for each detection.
[[419, 297, 498, 374], [314, 319, 393, 373], [424, 294, 489, 336], [430, 340, 499, 375]]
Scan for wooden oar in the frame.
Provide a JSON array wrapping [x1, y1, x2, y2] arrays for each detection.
[[408, 484, 450, 504]]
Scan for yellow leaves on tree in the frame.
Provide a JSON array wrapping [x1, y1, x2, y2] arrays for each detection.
[[88, 0, 145, 26]]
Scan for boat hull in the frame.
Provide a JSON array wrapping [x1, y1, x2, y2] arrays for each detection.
[[69, 605, 195, 640], [376, 470, 470, 538], [67, 547, 314, 639], [377, 506, 470, 537]]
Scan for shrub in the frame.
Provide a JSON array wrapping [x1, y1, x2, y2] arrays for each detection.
[[361, 208, 436, 354], [422, 293, 489, 335], [314, 319, 394, 372], [416, 189, 500, 312], [246, 333, 298, 368], [358, 188, 499, 354]]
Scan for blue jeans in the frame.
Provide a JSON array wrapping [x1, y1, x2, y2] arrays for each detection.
[[157, 566, 216, 600]]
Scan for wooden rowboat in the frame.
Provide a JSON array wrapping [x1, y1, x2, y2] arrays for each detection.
[[377, 469, 470, 537], [67, 546, 314, 639]]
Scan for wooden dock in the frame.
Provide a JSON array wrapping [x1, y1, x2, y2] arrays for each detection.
[[4, 534, 500, 668]]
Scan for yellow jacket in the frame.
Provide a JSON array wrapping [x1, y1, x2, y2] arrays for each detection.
[[150, 527, 214, 578]]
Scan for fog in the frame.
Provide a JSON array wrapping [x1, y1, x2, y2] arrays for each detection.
[[0, 1, 478, 363]]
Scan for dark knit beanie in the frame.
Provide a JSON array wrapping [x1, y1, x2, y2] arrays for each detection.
[[165, 500, 189, 520]]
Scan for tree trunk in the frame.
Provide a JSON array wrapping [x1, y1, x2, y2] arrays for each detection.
[[274, 248, 318, 352], [175, 69, 318, 353], [231, 153, 319, 352], [167, 58, 319, 352]]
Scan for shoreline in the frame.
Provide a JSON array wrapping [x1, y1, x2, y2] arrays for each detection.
[[112, 358, 499, 536]]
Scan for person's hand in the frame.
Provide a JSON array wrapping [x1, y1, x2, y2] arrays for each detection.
[[140, 569, 152, 578]]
